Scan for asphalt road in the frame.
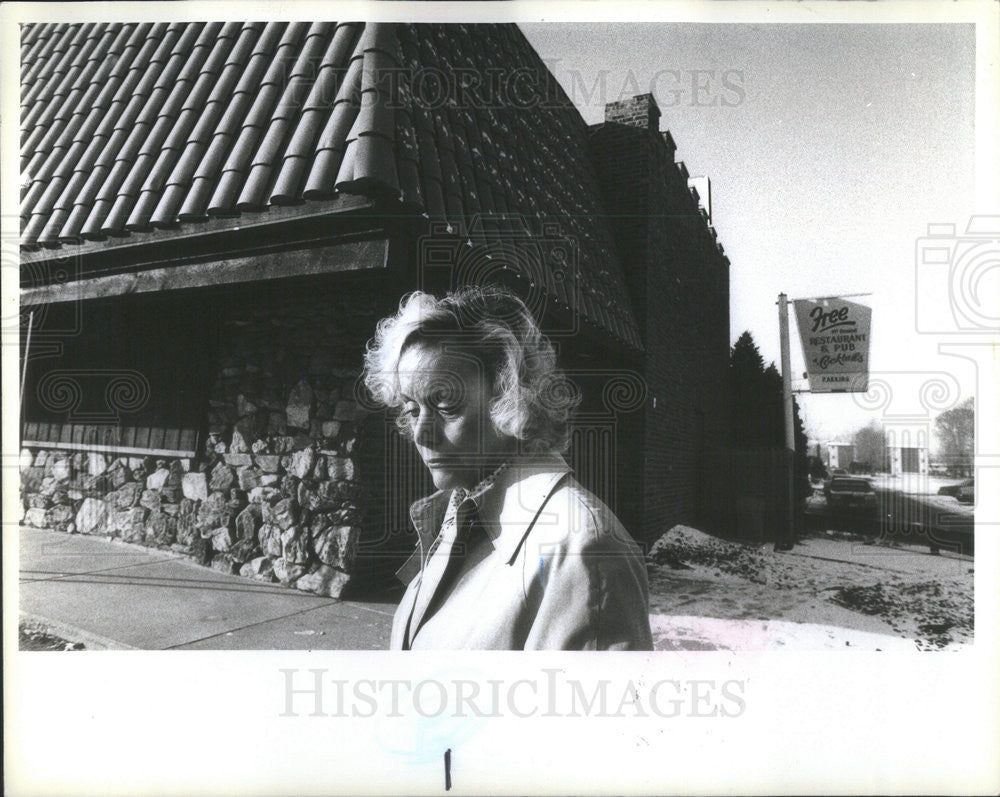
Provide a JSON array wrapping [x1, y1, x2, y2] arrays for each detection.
[[806, 483, 975, 555]]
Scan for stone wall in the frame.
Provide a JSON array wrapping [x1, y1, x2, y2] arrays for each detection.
[[19, 276, 393, 599]]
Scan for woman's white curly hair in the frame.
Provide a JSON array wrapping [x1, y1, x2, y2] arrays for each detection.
[[362, 284, 580, 454]]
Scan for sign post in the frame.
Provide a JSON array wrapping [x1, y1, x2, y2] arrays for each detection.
[[776, 292, 872, 552], [777, 294, 795, 551]]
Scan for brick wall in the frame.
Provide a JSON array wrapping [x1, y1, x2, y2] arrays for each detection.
[[590, 93, 731, 545]]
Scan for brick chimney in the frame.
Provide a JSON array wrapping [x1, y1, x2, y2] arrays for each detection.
[[604, 93, 661, 134]]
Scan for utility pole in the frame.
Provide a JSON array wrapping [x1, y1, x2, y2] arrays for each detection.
[[777, 294, 795, 551]]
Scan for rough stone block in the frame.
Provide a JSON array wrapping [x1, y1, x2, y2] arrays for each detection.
[[255, 454, 281, 473], [236, 504, 262, 541], [24, 507, 49, 528], [267, 498, 299, 530], [230, 433, 251, 457], [296, 565, 350, 598], [182, 472, 208, 501], [210, 555, 240, 575], [313, 525, 359, 571], [237, 466, 262, 491], [310, 456, 328, 481], [210, 525, 236, 553], [290, 448, 315, 479], [113, 482, 143, 509], [267, 412, 287, 436], [326, 456, 356, 481], [235, 415, 264, 444], [145, 511, 177, 546], [209, 462, 236, 492], [225, 453, 253, 468], [280, 475, 299, 500], [196, 491, 228, 531], [281, 525, 310, 564], [108, 461, 133, 489], [164, 461, 184, 489], [21, 467, 46, 493], [285, 379, 313, 429], [259, 524, 283, 558], [146, 468, 170, 490], [240, 556, 275, 582], [190, 536, 213, 566], [46, 504, 75, 531], [272, 557, 307, 586], [139, 489, 162, 512], [249, 486, 281, 504], [229, 538, 259, 563], [88, 453, 108, 477], [28, 494, 52, 510], [51, 458, 71, 482], [176, 499, 199, 545]]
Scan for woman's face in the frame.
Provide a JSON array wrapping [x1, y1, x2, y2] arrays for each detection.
[[397, 342, 512, 491]]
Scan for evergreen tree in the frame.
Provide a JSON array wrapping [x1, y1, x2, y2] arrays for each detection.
[[730, 331, 810, 499]]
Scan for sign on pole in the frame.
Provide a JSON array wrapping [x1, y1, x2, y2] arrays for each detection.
[[792, 297, 872, 392]]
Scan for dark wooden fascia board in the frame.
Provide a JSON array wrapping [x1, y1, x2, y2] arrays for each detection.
[[19, 195, 381, 283], [21, 237, 389, 306]]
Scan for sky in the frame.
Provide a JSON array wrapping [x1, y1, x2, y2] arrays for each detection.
[[521, 22, 981, 446]]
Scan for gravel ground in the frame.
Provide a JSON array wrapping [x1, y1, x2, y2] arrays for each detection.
[[647, 525, 973, 650]]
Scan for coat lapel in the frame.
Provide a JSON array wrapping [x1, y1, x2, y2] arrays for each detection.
[[394, 453, 574, 649]]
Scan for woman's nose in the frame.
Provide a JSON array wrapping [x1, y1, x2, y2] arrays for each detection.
[[412, 408, 437, 448]]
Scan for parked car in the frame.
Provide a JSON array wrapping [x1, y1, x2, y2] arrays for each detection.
[[938, 478, 974, 504], [824, 476, 878, 514]]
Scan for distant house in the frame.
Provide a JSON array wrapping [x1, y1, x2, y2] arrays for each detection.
[[825, 442, 855, 471], [886, 431, 929, 476], [19, 21, 731, 594]]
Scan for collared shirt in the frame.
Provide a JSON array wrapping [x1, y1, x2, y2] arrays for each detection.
[[435, 460, 509, 558], [390, 452, 653, 651]]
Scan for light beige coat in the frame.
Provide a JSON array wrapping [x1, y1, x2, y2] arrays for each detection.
[[390, 454, 653, 650]]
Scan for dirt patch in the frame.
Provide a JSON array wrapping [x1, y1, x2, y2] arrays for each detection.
[[647, 525, 973, 649], [20, 619, 86, 651], [829, 581, 973, 650]]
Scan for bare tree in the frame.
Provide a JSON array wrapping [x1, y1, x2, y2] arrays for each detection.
[[935, 397, 974, 476], [852, 420, 888, 473]]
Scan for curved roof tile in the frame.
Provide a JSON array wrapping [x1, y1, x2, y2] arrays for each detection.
[[20, 20, 641, 347]]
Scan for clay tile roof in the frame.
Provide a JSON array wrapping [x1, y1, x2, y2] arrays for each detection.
[[20, 21, 641, 347]]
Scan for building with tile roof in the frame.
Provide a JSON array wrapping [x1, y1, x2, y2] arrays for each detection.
[[19, 21, 732, 596]]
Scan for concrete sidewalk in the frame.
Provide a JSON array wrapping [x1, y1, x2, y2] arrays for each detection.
[[18, 525, 395, 650]]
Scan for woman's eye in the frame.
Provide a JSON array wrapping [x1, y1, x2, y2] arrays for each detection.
[[436, 404, 460, 417]]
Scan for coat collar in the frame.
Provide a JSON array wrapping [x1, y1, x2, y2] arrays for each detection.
[[395, 452, 573, 584]]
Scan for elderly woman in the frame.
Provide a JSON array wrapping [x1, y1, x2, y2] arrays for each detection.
[[363, 285, 652, 650]]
